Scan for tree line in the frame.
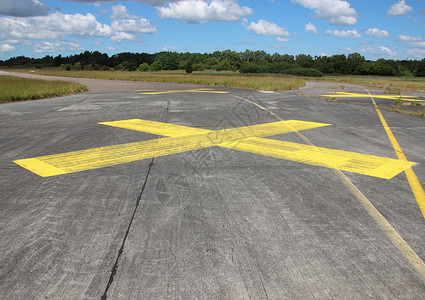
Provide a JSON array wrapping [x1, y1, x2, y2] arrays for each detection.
[[1, 50, 425, 77]]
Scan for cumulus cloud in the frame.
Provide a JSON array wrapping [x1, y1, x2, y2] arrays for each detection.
[[397, 34, 422, 42], [111, 19, 157, 33], [111, 4, 138, 20], [397, 34, 425, 48], [359, 44, 397, 57], [161, 46, 177, 51], [407, 48, 425, 59], [243, 19, 290, 36], [0, 43, 16, 52], [291, 0, 358, 26], [64, 0, 177, 6], [276, 37, 290, 42], [326, 29, 361, 38], [0, 13, 113, 40], [387, 0, 412, 16], [0, 0, 50, 17], [305, 22, 319, 34], [111, 5, 157, 34], [111, 32, 137, 42], [33, 41, 84, 53], [365, 28, 389, 38], [157, 0, 253, 23]]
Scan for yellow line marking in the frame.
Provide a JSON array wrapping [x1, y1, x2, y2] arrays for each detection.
[[136, 88, 230, 95], [365, 89, 425, 218], [14, 119, 415, 178], [338, 169, 425, 281], [233, 93, 425, 282], [322, 92, 423, 101]]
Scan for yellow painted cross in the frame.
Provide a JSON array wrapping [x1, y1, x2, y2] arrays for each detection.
[[14, 119, 416, 178], [321, 92, 423, 102]]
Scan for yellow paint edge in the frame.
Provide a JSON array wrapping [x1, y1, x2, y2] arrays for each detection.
[[14, 158, 66, 177], [367, 89, 425, 218], [337, 169, 425, 281]]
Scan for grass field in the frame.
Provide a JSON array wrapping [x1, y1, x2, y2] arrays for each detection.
[[28, 70, 307, 91], [28, 69, 425, 92], [0, 76, 87, 103]]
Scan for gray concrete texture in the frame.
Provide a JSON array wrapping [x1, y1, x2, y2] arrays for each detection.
[[0, 75, 424, 299]]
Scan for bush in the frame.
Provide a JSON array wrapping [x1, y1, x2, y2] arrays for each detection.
[[149, 61, 163, 71], [192, 63, 204, 71], [414, 59, 425, 77], [283, 68, 323, 77], [354, 62, 395, 76], [115, 61, 137, 71], [239, 62, 261, 73], [138, 63, 150, 72], [185, 63, 193, 74]]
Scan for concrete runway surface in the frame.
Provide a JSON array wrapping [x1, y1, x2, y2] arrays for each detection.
[[1, 75, 425, 299]]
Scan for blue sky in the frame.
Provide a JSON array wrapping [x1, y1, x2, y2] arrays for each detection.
[[0, 0, 424, 60]]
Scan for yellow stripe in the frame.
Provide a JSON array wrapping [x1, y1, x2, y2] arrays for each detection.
[[367, 90, 425, 218], [99, 119, 208, 137], [337, 169, 425, 281], [13, 157, 66, 177], [99, 119, 332, 137], [322, 92, 421, 101], [137, 88, 230, 95], [228, 137, 415, 179]]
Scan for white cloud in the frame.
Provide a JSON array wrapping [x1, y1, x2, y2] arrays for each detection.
[[305, 22, 319, 34], [111, 32, 136, 42], [276, 37, 290, 42], [157, 0, 253, 23], [111, 19, 157, 33], [365, 28, 389, 38], [406, 48, 425, 59], [0, 0, 50, 17], [397, 35, 425, 48], [291, 0, 358, 26], [111, 4, 138, 20], [161, 46, 177, 51], [110, 5, 157, 34], [0, 43, 16, 52], [243, 19, 290, 36], [2, 39, 19, 44], [387, 0, 412, 16], [397, 34, 422, 42], [359, 44, 397, 57], [64, 0, 177, 6], [0, 13, 113, 40], [326, 29, 361, 38], [33, 41, 84, 53]]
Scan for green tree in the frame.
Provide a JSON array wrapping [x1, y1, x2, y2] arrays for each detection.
[[138, 63, 150, 71], [149, 61, 163, 71], [414, 59, 425, 77]]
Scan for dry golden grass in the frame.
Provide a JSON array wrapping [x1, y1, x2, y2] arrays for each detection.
[[32, 70, 307, 91], [18, 69, 425, 92]]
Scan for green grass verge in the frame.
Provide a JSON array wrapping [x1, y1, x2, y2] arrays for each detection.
[[0, 76, 87, 103], [313, 75, 425, 92]]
